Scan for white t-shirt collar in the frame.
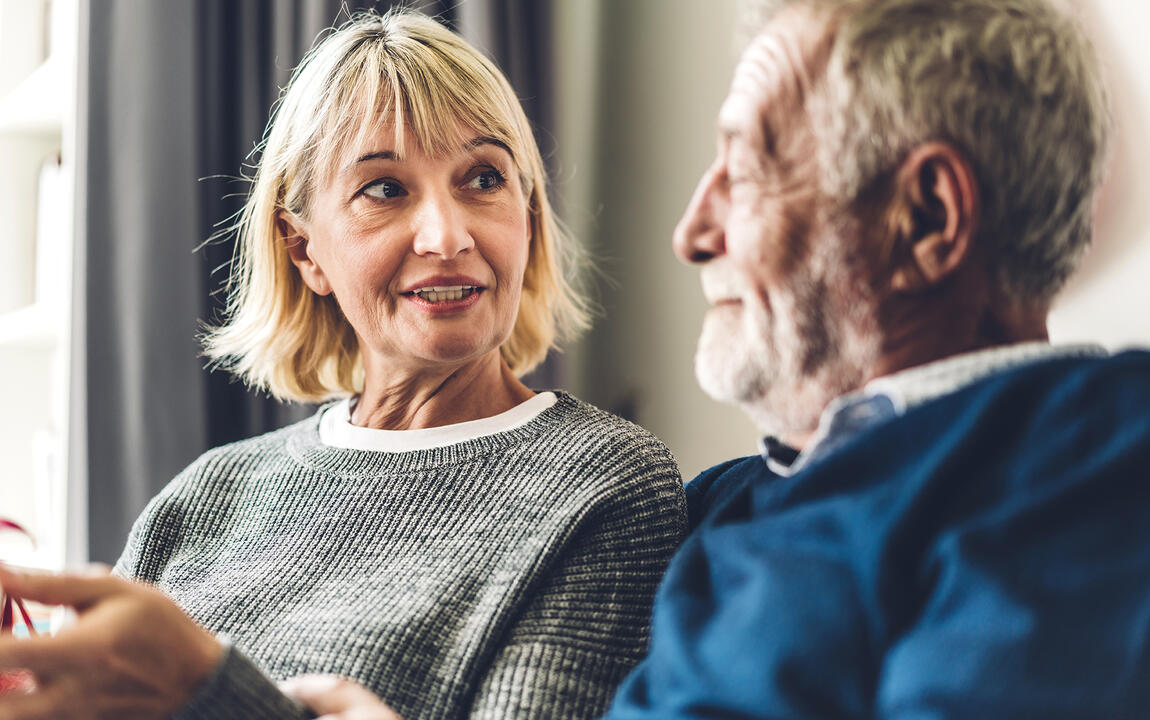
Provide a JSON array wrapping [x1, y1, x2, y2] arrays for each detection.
[[319, 392, 558, 452]]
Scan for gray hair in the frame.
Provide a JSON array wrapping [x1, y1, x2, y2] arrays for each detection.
[[744, 0, 1111, 305]]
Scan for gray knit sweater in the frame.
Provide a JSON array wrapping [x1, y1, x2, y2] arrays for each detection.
[[114, 392, 686, 720]]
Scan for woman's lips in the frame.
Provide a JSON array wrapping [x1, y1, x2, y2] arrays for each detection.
[[403, 286, 484, 313], [409, 285, 478, 303]]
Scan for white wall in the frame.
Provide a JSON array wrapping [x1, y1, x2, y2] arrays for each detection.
[[1049, 1, 1150, 349], [554, 0, 759, 481]]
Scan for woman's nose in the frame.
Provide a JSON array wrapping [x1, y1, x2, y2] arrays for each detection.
[[673, 160, 727, 264], [412, 195, 475, 258]]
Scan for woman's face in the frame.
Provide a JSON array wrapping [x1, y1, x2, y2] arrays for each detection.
[[285, 120, 531, 376]]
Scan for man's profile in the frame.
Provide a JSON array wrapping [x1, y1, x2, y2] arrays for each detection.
[[604, 0, 1150, 717]]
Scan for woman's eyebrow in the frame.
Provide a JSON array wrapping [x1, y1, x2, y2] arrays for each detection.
[[341, 139, 511, 177], [351, 149, 399, 166], [337, 149, 400, 179], [465, 136, 512, 157]]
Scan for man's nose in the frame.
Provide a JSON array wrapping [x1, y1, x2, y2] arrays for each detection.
[[412, 194, 475, 258], [672, 161, 727, 264]]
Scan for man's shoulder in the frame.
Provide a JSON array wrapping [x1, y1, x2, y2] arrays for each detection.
[[986, 346, 1150, 388], [832, 348, 1150, 501], [685, 455, 769, 530], [919, 348, 1150, 427], [774, 348, 1150, 523]]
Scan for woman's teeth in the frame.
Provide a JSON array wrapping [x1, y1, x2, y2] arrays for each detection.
[[413, 286, 478, 303]]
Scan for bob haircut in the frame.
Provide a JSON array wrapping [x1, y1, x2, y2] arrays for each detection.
[[203, 9, 588, 402]]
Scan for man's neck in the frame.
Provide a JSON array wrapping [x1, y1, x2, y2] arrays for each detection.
[[869, 287, 1051, 386], [782, 306, 1050, 452]]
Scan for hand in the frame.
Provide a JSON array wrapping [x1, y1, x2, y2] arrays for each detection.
[[0, 565, 223, 720], [280, 675, 404, 720]]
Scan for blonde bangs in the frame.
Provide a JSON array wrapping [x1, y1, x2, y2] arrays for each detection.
[[203, 10, 589, 402], [315, 28, 524, 188]]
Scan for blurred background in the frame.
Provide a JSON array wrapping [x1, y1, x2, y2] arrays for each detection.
[[0, 0, 1146, 567]]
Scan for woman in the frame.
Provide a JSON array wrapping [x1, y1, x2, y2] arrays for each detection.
[[0, 10, 685, 720]]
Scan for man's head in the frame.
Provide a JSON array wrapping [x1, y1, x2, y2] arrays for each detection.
[[675, 0, 1110, 442]]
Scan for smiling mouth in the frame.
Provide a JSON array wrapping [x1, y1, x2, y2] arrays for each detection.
[[407, 285, 480, 303]]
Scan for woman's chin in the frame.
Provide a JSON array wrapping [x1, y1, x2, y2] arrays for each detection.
[[413, 340, 502, 370]]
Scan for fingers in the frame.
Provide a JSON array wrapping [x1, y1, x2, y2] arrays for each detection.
[[0, 567, 121, 611], [0, 633, 81, 676], [0, 573, 225, 720], [0, 681, 59, 720], [80, 564, 113, 577], [280, 675, 403, 720], [280, 673, 342, 704]]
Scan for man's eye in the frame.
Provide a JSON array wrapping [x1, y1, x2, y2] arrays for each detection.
[[728, 172, 767, 191], [467, 169, 506, 191], [363, 180, 405, 199]]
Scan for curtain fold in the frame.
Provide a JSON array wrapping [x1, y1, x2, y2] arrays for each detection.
[[80, 0, 557, 563]]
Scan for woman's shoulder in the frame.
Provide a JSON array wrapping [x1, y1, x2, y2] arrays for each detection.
[[536, 392, 686, 532], [206, 409, 314, 449], [546, 391, 667, 446], [535, 391, 682, 482]]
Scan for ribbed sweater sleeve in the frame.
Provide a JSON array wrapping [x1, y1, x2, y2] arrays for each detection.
[[467, 441, 684, 718], [114, 471, 313, 720], [173, 645, 313, 720], [113, 392, 686, 720]]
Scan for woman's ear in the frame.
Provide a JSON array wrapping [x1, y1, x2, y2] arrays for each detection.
[[279, 211, 333, 296], [886, 142, 980, 294]]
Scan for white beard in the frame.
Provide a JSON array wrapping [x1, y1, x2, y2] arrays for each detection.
[[694, 232, 880, 439]]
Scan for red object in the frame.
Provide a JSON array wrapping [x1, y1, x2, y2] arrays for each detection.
[[0, 670, 33, 695], [0, 519, 36, 695], [0, 518, 36, 636]]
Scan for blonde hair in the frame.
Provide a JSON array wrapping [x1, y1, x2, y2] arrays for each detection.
[[202, 9, 589, 402]]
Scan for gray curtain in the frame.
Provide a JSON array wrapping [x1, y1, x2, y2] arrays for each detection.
[[79, 0, 557, 563]]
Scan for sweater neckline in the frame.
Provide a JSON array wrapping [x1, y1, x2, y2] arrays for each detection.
[[287, 390, 581, 477], [319, 392, 558, 452]]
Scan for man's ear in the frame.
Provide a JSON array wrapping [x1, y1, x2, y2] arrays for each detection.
[[886, 142, 980, 293], [279, 211, 333, 296]]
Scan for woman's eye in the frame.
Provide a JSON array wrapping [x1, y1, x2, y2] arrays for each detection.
[[362, 180, 405, 199], [467, 169, 505, 191]]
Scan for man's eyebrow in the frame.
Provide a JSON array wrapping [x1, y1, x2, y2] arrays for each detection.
[[719, 121, 775, 161]]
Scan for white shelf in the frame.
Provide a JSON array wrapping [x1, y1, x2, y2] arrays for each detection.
[[0, 0, 77, 572], [0, 303, 58, 351], [0, 56, 64, 138]]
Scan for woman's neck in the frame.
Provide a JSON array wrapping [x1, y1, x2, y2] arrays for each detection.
[[351, 352, 535, 430]]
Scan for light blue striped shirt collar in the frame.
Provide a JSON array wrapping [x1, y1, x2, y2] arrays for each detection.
[[761, 342, 1107, 477]]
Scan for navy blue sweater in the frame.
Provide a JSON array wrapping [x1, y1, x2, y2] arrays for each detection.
[[605, 350, 1150, 719]]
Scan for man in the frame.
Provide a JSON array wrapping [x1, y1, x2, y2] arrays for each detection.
[[1, 0, 1147, 718], [600, 0, 1150, 717]]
